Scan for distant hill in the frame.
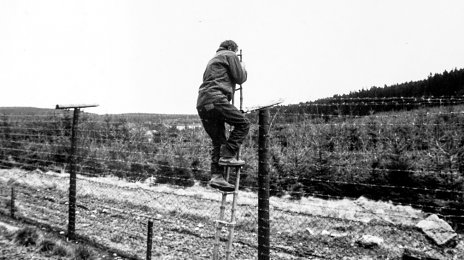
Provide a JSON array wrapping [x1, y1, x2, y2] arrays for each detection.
[[273, 68, 464, 118], [337, 67, 464, 99], [0, 107, 196, 118], [108, 113, 200, 125], [0, 107, 57, 115], [0, 107, 200, 126]]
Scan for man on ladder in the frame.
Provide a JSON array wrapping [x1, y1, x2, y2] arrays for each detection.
[[196, 40, 249, 192]]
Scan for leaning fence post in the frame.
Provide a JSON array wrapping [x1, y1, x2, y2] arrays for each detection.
[[56, 104, 98, 240], [147, 220, 154, 260], [258, 108, 270, 260], [10, 186, 15, 219]]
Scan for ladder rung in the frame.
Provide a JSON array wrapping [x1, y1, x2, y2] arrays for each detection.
[[219, 163, 244, 168], [215, 220, 236, 227], [221, 191, 238, 195]]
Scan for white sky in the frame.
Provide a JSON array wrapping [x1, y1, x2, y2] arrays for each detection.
[[1, 0, 464, 114]]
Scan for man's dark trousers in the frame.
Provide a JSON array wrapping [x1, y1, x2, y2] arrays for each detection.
[[197, 99, 250, 175]]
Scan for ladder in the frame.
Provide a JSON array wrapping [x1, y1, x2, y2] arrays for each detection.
[[212, 163, 242, 260]]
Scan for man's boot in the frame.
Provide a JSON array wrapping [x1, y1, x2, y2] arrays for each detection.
[[219, 144, 245, 166], [209, 174, 235, 192], [218, 157, 245, 166]]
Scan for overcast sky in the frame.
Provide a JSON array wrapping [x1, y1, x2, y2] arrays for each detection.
[[1, 0, 463, 114]]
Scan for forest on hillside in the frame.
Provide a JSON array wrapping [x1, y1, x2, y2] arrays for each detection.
[[343, 68, 464, 98], [275, 68, 464, 118]]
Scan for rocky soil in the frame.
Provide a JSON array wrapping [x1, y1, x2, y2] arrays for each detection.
[[1, 168, 463, 259]]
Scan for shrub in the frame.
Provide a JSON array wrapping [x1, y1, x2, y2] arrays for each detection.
[[38, 238, 57, 253], [191, 158, 209, 184], [107, 159, 129, 179], [73, 244, 97, 260], [52, 241, 71, 257], [129, 162, 156, 182], [13, 227, 41, 247], [110, 233, 124, 243], [171, 167, 195, 187], [289, 182, 304, 200], [156, 159, 194, 187]]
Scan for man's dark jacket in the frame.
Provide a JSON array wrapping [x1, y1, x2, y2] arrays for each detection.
[[196, 48, 247, 108]]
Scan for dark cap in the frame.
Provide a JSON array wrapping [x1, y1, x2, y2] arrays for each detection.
[[219, 40, 238, 52]]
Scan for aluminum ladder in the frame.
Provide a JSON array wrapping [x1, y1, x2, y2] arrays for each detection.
[[212, 163, 242, 260]]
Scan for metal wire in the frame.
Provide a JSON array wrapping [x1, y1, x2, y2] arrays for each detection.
[[1, 98, 464, 259]]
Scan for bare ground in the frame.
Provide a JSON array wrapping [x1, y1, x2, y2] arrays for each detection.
[[1, 168, 463, 259]]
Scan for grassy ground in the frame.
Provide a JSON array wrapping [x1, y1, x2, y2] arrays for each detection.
[[1, 168, 463, 259], [0, 215, 129, 260]]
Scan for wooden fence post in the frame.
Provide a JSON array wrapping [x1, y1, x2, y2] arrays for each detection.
[[55, 104, 98, 240], [258, 108, 270, 260], [10, 186, 15, 219], [147, 220, 154, 260]]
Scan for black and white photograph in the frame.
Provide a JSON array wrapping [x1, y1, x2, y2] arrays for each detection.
[[1, 1, 464, 259]]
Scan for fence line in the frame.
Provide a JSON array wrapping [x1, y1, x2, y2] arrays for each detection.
[[3, 162, 463, 221], [292, 100, 464, 105], [2, 147, 464, 193], [1, 99, 464, 259], [1, 168, 445, 232], [2, 162, 463, 212], [2, 146, 464, 198], [2, 169, 463, 223]]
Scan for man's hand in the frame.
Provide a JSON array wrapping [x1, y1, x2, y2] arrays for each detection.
[[241, 62, 246, 71]]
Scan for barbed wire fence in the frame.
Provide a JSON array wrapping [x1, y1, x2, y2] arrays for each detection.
[[0, 97, 463, 259]]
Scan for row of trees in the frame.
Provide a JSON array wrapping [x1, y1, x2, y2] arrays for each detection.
[[347, 68, 464, 98], [274, 68, 464, 117]]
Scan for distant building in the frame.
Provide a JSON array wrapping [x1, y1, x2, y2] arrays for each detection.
[[175, 123, 202, 131], [145, 130, 159, 142], [176, 125, 186, 131]]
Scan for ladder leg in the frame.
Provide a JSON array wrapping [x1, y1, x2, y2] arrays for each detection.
[[213, 167, 230, 260], [225, 167, 241, 260]]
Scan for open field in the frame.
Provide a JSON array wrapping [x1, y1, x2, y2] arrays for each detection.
[[1, 168, 463, 259]]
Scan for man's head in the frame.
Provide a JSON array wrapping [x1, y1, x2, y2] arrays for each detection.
[[219, 40, 238, 52]]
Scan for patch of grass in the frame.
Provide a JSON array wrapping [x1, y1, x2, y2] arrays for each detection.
[[179, 211, 210, 223], [13, 226, 41, 247], [38, 238, 56, 253], [72, 244, 97, 260], [44, 181, 58, 191], [52, 241, 71, 257], [139, 204, 151, 212], [0, 225, 11, 238], [192, 193, 204, 200], [110, 233, 124, 243], [7, 177, 19, 186], [169, 208, 179, 216], [236, 218, 257, 233], [8, 225, 95, 258]]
